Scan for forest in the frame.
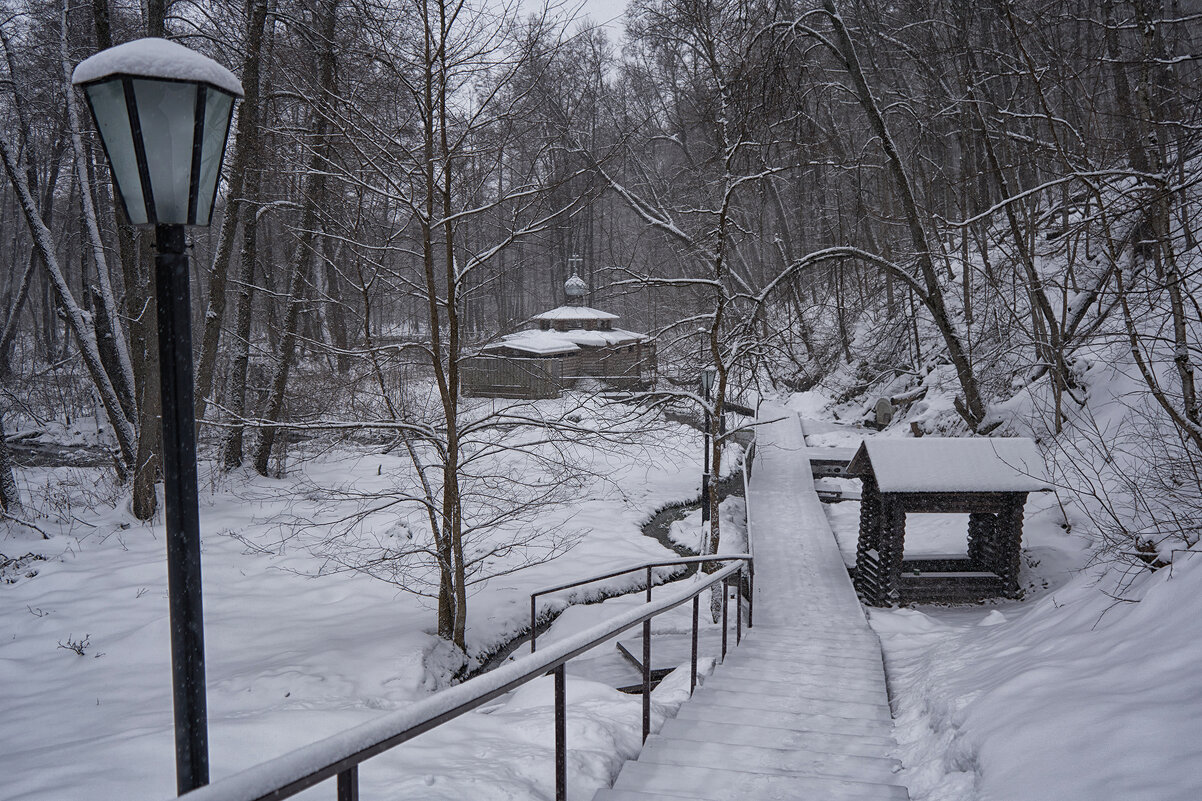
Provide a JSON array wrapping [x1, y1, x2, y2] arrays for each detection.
[[3, 1, 1202, 798], [2, 0, 1201, 654]]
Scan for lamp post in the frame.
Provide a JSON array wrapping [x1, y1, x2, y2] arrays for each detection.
[[699, 330, 716, 528], [72, 38, 242, 795]]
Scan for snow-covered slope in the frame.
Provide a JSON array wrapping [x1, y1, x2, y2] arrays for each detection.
[[798, 390, 1202, 801], [0, 409, 716, 800]]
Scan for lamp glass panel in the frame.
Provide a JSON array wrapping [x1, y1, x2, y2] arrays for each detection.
[[194, 89, 234, 226], [84, 80, 148, 224], [132, 78, 197, 224]]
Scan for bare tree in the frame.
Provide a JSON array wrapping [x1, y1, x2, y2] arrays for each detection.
[[194, 0, 271, 422], [0, 411, 20, 514]]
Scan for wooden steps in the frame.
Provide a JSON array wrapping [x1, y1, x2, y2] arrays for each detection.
[[702, 670, 891, 706], [637, 736, 901, 783], [657, 718, 896, 758], [601, 762, 908, 801]]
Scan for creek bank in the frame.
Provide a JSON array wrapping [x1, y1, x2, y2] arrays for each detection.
[[463, 469, 747, 679]]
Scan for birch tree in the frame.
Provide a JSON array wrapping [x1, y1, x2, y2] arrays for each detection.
[[0, 131, 137, 467]]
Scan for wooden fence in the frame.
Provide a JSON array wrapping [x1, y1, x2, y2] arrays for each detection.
[[461, 356, 564, 399]]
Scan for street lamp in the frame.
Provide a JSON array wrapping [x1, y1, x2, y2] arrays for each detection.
[[699, 329, 716, 528], [72, 38, 242, 795]]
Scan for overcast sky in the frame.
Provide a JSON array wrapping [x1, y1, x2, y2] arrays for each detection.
[[576, 0, 628, 28], [527, 0, 630, 40]]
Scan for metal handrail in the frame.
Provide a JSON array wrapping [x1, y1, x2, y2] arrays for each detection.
[[178, 558, 751, 801], [528, 554, 753, 653]]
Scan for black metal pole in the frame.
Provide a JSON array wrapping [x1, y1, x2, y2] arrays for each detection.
[[701, 363, 706, 526], [721, 578, 728, 661], [641, 619, 651, 742], [701, 411, 711, 525], [530, 595, 537, 654], [554, 664, 567, 801], [690, 595, 699, 694], [699, 330, 710, 528], [155, 223, 209, 794], [736, 572, 743, 646], [337, 767, 359, 801], [748, 563, 754, 629]]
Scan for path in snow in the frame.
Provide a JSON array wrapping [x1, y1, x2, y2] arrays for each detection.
[[593, 406, 909, 800]]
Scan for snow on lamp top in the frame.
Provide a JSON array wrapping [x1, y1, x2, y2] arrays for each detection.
[[72, 38, 243, 226], [72, 38, 243, 96]]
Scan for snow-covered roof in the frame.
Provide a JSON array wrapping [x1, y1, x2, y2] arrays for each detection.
[[847, 437, 1050, 493], [484, 326, 647, 355], [560, 328, 646, 347], [531, 306, 619, 321], [483, 330, 581, 355], [73, 38, 244, 97]]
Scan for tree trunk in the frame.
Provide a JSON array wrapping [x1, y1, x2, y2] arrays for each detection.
[[131, 350, 161, 519], [220, 179, 262, 471], [0, 134, 137, 468], [194, 0, 270, 420], [63, 3, 138, 420], [823, 0, 988, 430], [0, 27, 65, 378], [0, 254, 36, 378], [1103, 0, 1149, 174], [252, 0, 339, 476], [322, 243, 350, 374], [146, 0, 166, 37], [0, 416, 20, 514]]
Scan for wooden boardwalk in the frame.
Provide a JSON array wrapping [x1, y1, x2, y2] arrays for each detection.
[[594, 407, 908, 801]]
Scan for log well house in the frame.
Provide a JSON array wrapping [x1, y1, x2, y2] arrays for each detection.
[[462, 274, 657, 399], [848, 437, 1051, 605]]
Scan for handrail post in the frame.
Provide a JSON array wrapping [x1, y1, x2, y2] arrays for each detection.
[[748, 562, 754, 629], [690, 595, 699, 694], [530, 595, 538, 654], [645, 565, 652, 602], [337, 767, 358, 801], [641, 619, 651, 743], [736, 570, 743, 646], [554, 664, 567, 801], [721, 578, 728, 662]]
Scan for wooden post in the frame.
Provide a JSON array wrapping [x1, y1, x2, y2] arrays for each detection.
[[967, 512, 994, 570], [996, 494, 1027, 597], [854, 475, 882, 603], [878, 496, 906, 606]]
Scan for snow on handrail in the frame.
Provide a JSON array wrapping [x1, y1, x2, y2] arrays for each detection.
[[529, 553, 751, 598], [177, 560, 748, 801]]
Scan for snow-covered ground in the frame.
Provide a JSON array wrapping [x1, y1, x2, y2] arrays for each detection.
[[12, 369, 1200, 801], [0, 401, 731, 801], [665, 496, 747, 555], [869, 556, 1202, 801], [802, 390, 1202, 801]]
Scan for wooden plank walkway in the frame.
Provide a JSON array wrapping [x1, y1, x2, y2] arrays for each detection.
[[593, 407, 908, 801]]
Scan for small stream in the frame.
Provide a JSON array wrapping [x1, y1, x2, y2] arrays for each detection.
[[465, 469, 747, 678], [8, 439, 113, 468], [637, 470, 747, 560]]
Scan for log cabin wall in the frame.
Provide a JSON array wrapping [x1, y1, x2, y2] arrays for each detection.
[[461, 356, 563, 399]]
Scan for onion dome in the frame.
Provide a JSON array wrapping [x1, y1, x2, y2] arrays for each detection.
[[565, 272, 588, 304]]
